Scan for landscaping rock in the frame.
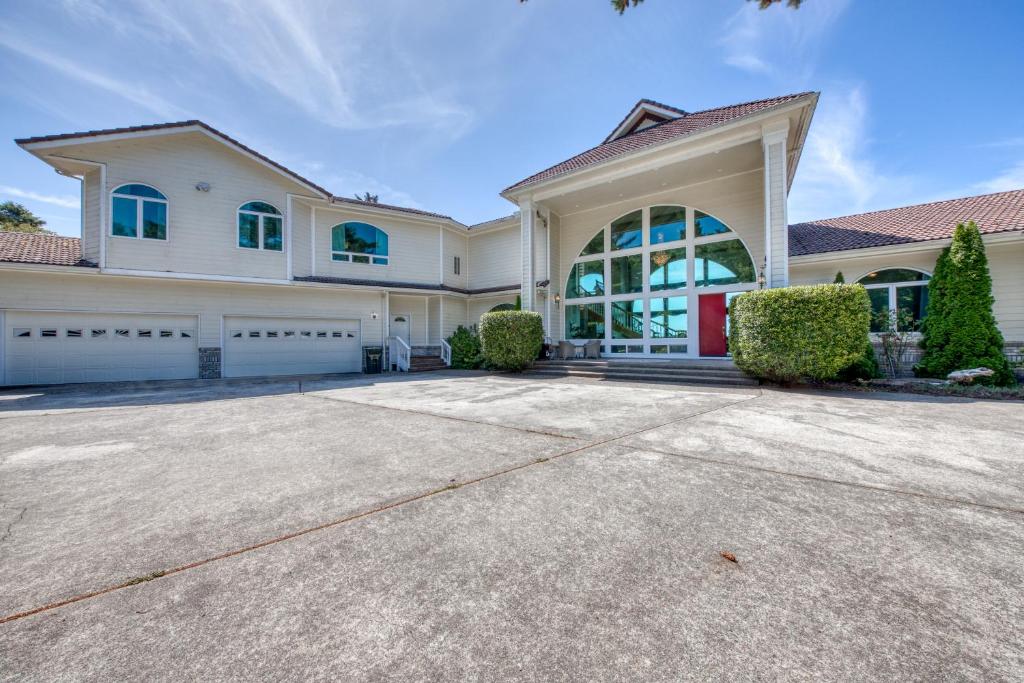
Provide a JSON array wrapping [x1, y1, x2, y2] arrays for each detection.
[[947, 367, 995, 384]]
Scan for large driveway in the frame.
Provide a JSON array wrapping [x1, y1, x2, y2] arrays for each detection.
[[1, 372, 1022, 680]]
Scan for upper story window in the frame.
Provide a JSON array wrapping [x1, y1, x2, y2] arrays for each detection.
[[111, 184, 167, 240], [857, 268, 931, 332], [237, 201, 283, 251], [331, 222, 389, 265]]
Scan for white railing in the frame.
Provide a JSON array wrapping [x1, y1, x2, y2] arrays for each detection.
[[440, 339, 452, 367], [389, 336, 411, 372]]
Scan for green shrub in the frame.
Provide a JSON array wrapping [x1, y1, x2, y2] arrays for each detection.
[[479, 310, 543, 371], [446, 325, 482, 369], [837, 339, 881, 381], [729, 284, 871, 383], [915, 221, 1015, 386], [833, 271, 845, 284]]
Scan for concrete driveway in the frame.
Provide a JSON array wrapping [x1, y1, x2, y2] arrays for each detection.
[[1, 372, 1022, 680]]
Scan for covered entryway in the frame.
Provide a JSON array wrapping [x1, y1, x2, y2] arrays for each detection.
[[223, 316, 361, 378], [3, 311, 198, 386]]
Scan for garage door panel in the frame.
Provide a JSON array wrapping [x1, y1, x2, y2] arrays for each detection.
[[4, 312, 198, 386], [224, 316, 361, 378]]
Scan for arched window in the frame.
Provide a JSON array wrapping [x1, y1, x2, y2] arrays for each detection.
[[331, 222, 389, 265], [488, 303, 516, 313], [237, 201, 282, 251], [563, 205, 755, 356], [857, 268, 931, 332], [111, 184, 167, 240]]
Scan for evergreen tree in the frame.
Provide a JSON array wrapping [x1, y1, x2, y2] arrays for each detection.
[[833, 271, 845, 283], [916, 221, 1015, 386], [0, 201, 53, 234], [514, 294, 522, 311]]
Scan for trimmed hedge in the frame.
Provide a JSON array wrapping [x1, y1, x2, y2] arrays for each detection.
[[446, 325, 482, 369], [479, 310, 543, 371], [729, 284, 872, 383]]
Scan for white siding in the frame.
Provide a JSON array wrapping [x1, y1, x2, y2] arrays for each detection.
[[443, 229, 469, 289], [441, 296, 467, 339], [81, 169, 101, 263], [428, 296, 441, 345], [790, 239, 1024, 341], [765, 138, 788, 286], [291, 201, 313, 278], [389, 295, 429, 345], [0, 270, 388, 349], [468, 295, 518, 326], [468, 224, 520, 290], [313, 206, 445, 285], [53, 132, 312, 279]]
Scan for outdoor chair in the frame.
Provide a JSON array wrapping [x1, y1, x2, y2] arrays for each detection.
[[558, 340, 577, 360], [584, 340, 601, 359]]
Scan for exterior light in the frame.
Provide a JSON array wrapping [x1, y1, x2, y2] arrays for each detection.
[[371, 312, 378, 319], [195, 182, 211, 192], [554, 293, 561, 308], [758, 257, 767, 289]]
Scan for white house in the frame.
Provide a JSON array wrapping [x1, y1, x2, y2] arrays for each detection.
[[2, 92, 1022, 385]]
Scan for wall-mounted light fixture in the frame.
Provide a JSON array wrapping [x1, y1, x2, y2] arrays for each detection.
[[554, 293, 561, 308], [371, 312, 378, 320], [758, 257, 767, 289]]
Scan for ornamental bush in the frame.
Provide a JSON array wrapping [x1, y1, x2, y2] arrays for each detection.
[[446, 325, 482, 369], [915, 222, 1015, 386], [729, 284, 872, 383], [479, 310, 543, 371]]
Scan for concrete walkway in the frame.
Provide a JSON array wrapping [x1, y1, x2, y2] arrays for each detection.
[[1, 372, 1021, 680]]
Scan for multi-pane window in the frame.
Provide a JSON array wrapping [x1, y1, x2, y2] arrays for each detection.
[[454, 256, 461, 275], [111, 184, 167, 240], [857, 268, 931, 332], [237, 201, 283, 251], [331, 222, 389, 265]]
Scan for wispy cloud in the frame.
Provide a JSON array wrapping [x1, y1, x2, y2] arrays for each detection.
[[971, 161, 1024, 194], [721, 0, 849, 77], [971, 137, 1024, 149], [789, 86, 912, 222], [317, 170, 423, 210], [0, 185, 81, 209], [0, 33, 191, 120], [54, 0, 475, 135]]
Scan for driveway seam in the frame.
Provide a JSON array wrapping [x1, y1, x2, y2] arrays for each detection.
[[0, 390, 762, 626], [623, 444, 1024, 515]]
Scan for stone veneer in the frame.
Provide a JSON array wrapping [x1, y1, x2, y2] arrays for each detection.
[[198, 347, 222, 379]]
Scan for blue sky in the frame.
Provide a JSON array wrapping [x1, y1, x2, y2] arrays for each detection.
[[2, 0, 1023, 236]]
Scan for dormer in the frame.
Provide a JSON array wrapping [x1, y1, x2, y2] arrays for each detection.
[[602, 99, 688, 143]]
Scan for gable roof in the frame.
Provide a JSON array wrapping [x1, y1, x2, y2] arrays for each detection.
[[789, 188, 1024, 256], [15, 121, 456, 223], [603, 99, 689, 144], [503, 92, 816, 195], [0, 232, 94, 267]]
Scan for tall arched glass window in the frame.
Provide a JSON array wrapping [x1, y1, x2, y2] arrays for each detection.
[[563, 205, 756, 356], [237, 201, 282, 251], [331, 222, 389, 265], [111, 184, 167, 240], [857, 268, 931, 331]]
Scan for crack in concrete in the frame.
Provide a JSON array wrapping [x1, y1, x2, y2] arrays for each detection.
[[0, 389, 762, 626], [0, 507, 28, 546]]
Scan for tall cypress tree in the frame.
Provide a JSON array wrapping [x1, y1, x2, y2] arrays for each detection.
[[916, 221, 1015, 386]]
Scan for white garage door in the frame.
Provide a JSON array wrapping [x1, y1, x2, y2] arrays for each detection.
[[3, 311, 198, 386], [223, 316, 361, 378]]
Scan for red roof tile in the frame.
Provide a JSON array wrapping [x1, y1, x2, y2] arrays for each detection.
[[0, 232, 93, 267], [504, 92, 816, 194], [789, 189, 1024, 256]]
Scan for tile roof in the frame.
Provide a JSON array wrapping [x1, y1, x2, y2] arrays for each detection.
[[0, 232, 94, 267], [602, 98, 690, 144], [16, 121, 456, 223], [504, 92, 816, 194], [789, 189, 1024, 256]]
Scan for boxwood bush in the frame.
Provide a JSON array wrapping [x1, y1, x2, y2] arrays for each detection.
[[446, 325, 482, 369], [479, 310, 543, 371], [729, 284, 872, 383]]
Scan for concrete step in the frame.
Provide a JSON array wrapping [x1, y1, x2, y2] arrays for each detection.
[[528, 366, 758, 387], [536, 361, 748, 378], [409, 356, 448, 373]]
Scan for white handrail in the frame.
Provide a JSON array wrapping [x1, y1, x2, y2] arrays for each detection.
[[389, 336, 411, 372], [440, 339, 452, 367]]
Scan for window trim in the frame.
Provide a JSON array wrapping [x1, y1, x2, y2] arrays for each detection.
[[330, 222, 390, 266], [856, 267, 932, 333], [236, 200, 284, 252], [110, 183, 169, 241]]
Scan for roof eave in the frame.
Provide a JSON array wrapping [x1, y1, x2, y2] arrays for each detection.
[[501, 92, 818, 203]]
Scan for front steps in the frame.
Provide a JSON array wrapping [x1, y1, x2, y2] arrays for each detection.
[[409, 355, 448, 373], [528, 358, 758, 387]]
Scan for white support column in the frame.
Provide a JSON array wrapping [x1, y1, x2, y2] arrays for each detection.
[[285, 194, 293, 280], [543, 207, 552, 339], [762, 123, 790, 288], [310, 206, 317, 277], [519, 198, 535, 311]]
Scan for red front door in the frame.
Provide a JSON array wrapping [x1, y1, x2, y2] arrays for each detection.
[[698, 293, 728, 357]]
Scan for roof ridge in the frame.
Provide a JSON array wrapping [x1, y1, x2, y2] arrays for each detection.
[[792, 187, 1024, 226], [685, 90, 818, 117]]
